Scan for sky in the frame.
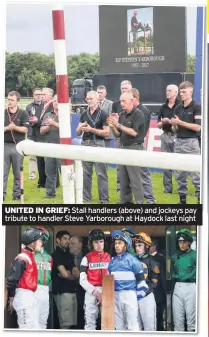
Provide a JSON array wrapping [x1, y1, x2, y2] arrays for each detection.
[[6, 4, 197, 55]]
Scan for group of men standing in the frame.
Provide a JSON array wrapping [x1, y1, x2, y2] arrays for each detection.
[[76, 81, 156, 204], [5, 226, 196, 332], [3, 80, 201, 204], [77, 80, 201, 205], [157, 82, 201, 204]]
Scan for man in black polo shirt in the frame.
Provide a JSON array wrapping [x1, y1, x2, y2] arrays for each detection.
[[26, 87, 42, 180], [4, 91, 29, 201], [76, 90, 110, 203], [108, 91, 145, 204], [170, 81, 201, 204], [52, 231, 79, 329], [112, 80, 132, 194], [30, 87, 54, 188], [157, 84, 180, 194], [132, 88, 156, 204], [40, 94, 60, 199]]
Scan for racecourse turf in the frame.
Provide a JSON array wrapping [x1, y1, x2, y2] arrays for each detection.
[[4, 157, 197, 204]]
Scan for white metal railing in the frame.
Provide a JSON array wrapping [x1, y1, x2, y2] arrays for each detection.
[[16, 139, 201, 204]]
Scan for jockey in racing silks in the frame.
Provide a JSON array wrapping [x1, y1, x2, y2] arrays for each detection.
[[171, 228, 196, 332], [132, 232, 160, 331], [6, 228, 45, 329], [121, 227, 136, 256], [108, 230, 149, 331], [79, 229, 111, 330], [34, 226, 53, 329]]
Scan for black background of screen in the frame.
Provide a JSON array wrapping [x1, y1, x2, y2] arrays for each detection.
[[99, 6, 187, 74], [93, 73, 184, 102]]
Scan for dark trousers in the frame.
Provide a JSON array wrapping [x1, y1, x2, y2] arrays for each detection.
[[76, 286, 85, 330], [198, 137, 201, 152], [37, 156, 60, 188], [3, 143, 23, 198], [156, 301, 166, 331], [37, 156, 46, 187], [45, 158, 61, 197]]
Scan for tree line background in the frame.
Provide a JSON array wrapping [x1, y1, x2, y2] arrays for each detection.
[[5, 52, 195, 97]]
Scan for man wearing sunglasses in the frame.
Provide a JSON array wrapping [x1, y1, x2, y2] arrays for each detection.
[[79, 229, 111, 330], [108, 230, 148, 331]]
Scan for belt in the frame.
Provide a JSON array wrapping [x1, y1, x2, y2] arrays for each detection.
[[83, 139, 103, 144]]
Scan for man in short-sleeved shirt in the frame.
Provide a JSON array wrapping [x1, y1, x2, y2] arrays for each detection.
[[157, 84, 180, 194], [4, 91, 29, 201], [51, 231, 79, 329], [112, 81, 132, 195], [76, 90, 110, 203], [108, 91, 145, 204], [170, 81, 201, 204], [40, 94, 60, 199], [132, 88, 156, 204]]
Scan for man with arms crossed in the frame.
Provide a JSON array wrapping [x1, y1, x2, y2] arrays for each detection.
[[51, 231, 79, 329]]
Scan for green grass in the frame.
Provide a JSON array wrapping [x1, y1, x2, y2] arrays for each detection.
[[4, 157, 197, 204]]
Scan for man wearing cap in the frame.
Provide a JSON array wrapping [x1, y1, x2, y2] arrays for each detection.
[[132, 232, 160, 331], [34, 226, 53, 329], [80, 229, 111, 330], [6, 228, 45, 329], [171, 229, 196, 332], [121, 227, 136, 256], [108, 230, 148, 331]]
